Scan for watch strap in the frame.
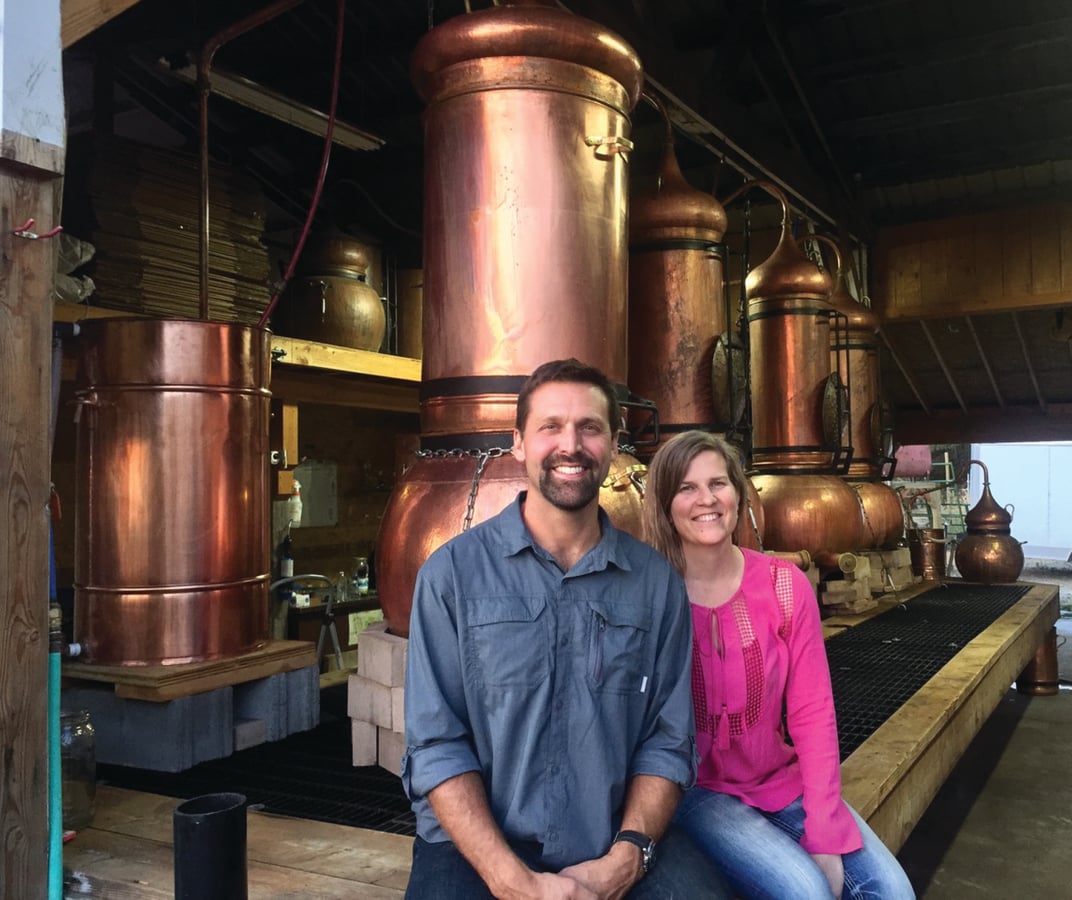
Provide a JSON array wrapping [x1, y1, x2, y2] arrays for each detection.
[[612, 829, 656, 874]]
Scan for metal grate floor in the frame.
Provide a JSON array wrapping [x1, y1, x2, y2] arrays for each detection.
[[827, 582, 1031, 760]]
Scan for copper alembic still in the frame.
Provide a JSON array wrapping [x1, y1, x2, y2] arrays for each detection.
[[954, 459, 1025, 584]]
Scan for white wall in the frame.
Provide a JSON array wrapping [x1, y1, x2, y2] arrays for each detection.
[[970, 442, 1072, 561]]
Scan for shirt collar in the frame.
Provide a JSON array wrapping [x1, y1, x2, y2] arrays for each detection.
[[499, 491, 633, 574]]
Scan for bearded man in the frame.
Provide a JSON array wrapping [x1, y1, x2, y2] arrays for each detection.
[[401, 358, 730, 900]]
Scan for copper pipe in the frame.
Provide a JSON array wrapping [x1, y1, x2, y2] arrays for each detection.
[[198, 0, 308, 319]]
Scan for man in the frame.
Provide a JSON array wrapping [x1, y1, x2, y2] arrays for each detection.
[[402, 358, 730, 899]]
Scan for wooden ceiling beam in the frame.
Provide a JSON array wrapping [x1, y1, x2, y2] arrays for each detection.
[[964, 315, 1006, 409], [1011, 311, 1048, 412], [62, 0, 144, 48], [919, 321, 967, 413]]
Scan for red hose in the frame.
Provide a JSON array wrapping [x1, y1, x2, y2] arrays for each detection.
[[258, 0, 346, 328]]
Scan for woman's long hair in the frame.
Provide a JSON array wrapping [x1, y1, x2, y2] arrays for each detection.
[[642, 431, 750, 576]]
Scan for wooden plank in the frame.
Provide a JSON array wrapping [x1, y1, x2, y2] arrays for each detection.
[[62, 640, 318, 702], [62, 0, 144, 48], [271, 336, 421, 383], [64, 787, 410, 897], [841, 582, 1058, 851], [0, 166, 59, 900]]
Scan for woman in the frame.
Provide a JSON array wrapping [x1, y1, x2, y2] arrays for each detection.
[[643, 431, 915, 900]]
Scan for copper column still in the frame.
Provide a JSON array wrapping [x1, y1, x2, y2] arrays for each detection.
[[73, 318, 271, 665], [812, 235, 903, 550], [376, 0, 645, 637], [728, 183, 865, 556], [626, 112, 763, 549], [954, 459, 1025, 583]]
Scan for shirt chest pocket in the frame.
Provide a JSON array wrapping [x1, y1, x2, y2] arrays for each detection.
[[465, 595, 549, 687], [586, 598, 650, 694]]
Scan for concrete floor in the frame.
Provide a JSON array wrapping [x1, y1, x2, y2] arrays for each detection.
[[896, 578, 1072, 898]]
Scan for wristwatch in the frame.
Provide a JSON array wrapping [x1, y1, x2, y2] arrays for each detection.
[[613, 829, 657, 875]]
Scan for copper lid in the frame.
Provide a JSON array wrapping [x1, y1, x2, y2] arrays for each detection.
[[411, 1, 643, 110], [747, 229, 833, 303], [965, 459, 1014, 533], [630, 141, 728, 244]]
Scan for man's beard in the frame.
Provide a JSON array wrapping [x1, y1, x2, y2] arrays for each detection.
[[538, 452, 603, 511]]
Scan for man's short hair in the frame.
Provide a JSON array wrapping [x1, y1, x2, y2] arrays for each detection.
[[515, 358, 621, 435]]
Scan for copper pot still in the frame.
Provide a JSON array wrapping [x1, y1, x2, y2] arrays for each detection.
[[271, 233, 386, 351], [377, 0, 645, 637], [73, 318, 271, 665], [954, 459, 1025, 583], [752, 473, 866, 557], [627, 106, 729, 448], [729, 183, 838, 472], [377, 452, 646, 636]]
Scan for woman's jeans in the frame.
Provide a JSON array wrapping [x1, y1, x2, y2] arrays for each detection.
[[674, 788, 916, 900], [404, 823, 733, 899]]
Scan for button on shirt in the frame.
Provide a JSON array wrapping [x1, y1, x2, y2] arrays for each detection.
[[402, 493, 696, 869]]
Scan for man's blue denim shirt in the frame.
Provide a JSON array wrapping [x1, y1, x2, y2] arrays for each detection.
[[401, 492, 697, 869]]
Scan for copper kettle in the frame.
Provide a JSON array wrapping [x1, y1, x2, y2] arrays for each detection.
[[954, 459, 1024, 583]]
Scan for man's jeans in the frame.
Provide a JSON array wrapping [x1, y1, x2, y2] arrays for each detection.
[[404, 824, 732, 899]]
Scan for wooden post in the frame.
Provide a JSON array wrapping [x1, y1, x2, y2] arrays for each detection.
[[0, 1, 65, 897]]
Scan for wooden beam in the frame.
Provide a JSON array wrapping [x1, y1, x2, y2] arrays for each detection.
[[62, 0, 144, 48], [0, 166, 57, 900]]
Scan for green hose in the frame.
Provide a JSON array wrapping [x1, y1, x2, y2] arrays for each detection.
[[49, 648, 62, 899]]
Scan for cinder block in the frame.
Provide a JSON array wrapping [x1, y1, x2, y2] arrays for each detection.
[[234, 717, 267, 752], [234, 670, 288, 741], [352, 719, 378, 767], [62, 683, 233, 772], [347, 673, 394, 728], [391, 686, 405, 734], [378, 726, 406, 778], [286, 665, 320, 735], [357, 627, 408, 687]]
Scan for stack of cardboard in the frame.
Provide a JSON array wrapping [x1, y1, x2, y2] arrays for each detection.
[[85, 135, 271, 323]]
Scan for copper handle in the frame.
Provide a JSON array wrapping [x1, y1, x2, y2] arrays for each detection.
[[585, 134, 634, 160]]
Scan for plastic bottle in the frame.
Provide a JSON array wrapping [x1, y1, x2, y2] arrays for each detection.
[[287, 479, 303, 527], [354, 556, 370, 596]]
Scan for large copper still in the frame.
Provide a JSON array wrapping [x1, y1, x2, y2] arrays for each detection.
[[73, 318, 271, 665], [377, 0, 646, 637], [724, 182, 865, 556], [626, 112, 763, 549], [811, 235, 902, 549], [628, 107, 728, 446], [955, 459, 1025, 583]]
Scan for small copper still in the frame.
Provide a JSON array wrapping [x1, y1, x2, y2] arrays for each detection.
[[954, 459, 1025, 584], [271, 233, 387, 351]]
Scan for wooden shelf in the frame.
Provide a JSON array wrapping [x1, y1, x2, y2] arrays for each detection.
[[52, 303, 421, 412]]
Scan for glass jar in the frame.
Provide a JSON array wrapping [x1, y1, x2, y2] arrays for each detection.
[[60, 708, 96, 831]]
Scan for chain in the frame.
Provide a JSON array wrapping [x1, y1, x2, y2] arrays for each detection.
[[848, 483, 878, 547], [414, 446, 511, 531]]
